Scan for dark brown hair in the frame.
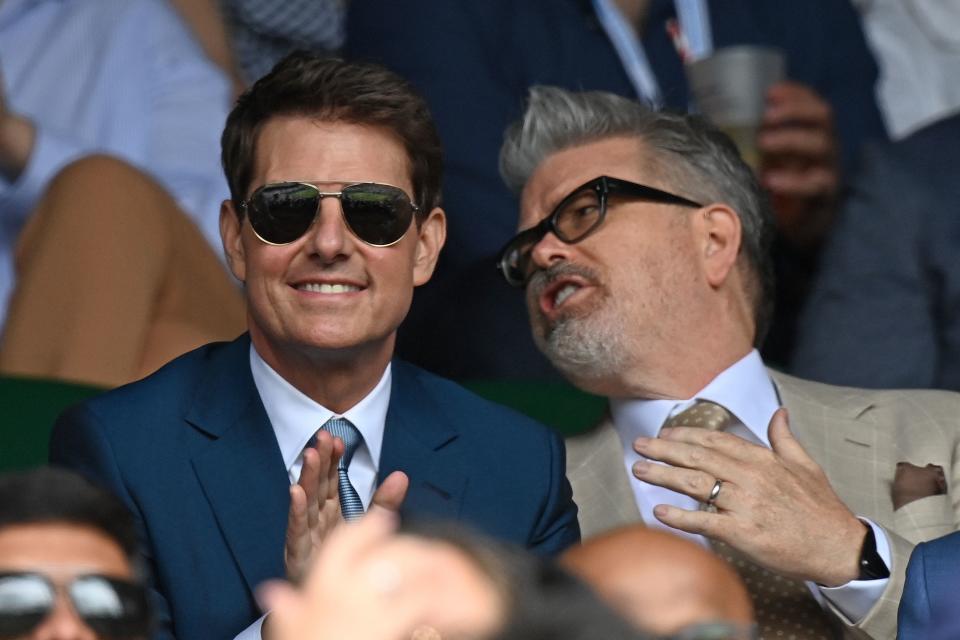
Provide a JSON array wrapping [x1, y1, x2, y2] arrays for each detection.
[[221, 52, 443, 219], [0, 467, 138, 563]]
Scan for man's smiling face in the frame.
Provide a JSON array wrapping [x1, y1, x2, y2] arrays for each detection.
[[222, 116, 442, 366], [518, 136, 702, 387]]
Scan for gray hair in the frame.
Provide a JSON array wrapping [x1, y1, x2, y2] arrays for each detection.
[[499, 85, 775, 343]]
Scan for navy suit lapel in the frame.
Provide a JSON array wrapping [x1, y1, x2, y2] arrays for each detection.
[[185, 336, 289, 597], [379, 361, 466, 521]]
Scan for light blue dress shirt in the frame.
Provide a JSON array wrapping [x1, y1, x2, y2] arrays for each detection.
[[237, 344, 392, 640], [0, 0, 231, 331]]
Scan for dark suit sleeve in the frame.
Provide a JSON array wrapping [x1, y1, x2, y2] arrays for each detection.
[[792, 143, 938, 388], [50, 405, 177, 640], [527, 428, 581, 556], [898, 542, 931, 639]]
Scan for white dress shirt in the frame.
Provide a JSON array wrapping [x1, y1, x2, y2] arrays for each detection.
[[853, 0, 960, 139], [234, 345, 392, 640], [610, 349, 891, 623]]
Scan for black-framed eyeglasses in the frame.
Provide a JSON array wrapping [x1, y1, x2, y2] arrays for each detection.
[[496, 175, 702, 287], [0, 572, 150, 638], [239, 181, 420, 247]]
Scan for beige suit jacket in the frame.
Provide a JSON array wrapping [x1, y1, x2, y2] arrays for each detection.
[[566, 370, 960, 640]]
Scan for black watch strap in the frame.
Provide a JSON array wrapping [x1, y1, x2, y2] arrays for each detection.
[[858, 526, 890, 580]]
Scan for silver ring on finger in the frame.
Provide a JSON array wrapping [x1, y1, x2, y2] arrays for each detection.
[[706, 479, 723, 506]]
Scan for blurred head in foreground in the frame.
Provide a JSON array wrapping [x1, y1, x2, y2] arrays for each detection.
[[0, 467, 149, 640], [260, 510, 646, 640], [562, 525, 754, 637]]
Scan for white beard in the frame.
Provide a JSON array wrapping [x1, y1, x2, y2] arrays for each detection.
[[528, 264, 631, 382]]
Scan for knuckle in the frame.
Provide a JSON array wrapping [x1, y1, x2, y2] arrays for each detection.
[[688, 448, 706, 467], [685, 473, 705, 494], [702, 432, 723, 448]]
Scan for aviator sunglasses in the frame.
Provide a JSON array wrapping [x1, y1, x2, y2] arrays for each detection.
[[0, 572, 150, 638], [240, 181, 420, 247], [497, 175, 703, 287]]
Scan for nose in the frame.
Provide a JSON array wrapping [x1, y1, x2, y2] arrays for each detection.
[[31, 595, 95, 640], [305, 195, 353, 262], [528, 228, 573, 273]]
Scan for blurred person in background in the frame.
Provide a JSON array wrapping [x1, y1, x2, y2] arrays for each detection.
[[0, 0, 244, 388], [852, 0, 960, 140], [170, 0, 347, 96], [793, 112, 960, 391]]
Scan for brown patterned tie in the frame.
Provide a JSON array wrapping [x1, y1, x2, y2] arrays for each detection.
[[663, 399, 736, 431], [663, 401, 840, 639]]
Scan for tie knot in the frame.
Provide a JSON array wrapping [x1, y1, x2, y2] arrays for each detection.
[[320, 417, 363, 468], [663, 400, 735, 432]]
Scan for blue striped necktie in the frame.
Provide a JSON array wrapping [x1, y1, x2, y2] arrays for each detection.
[[320, 417, 365, 521]]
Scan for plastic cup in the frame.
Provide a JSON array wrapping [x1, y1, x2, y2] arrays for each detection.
[[686, 46, 786, 168]]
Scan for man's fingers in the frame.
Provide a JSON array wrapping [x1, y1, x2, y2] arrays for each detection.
[[633, 459, 735, 507], [646, 426, 762, 464], [762, 166, 837, 199], [285, 485, 310, 580], [370, 470, 409, 514], [287, 484, 308, 540], [299, 447, 322, 529], [758, 127, 835, 160], [326, 437, 345, 501], [651, 503, 719, 537], [764, 81, 832, 126], [767, 409, 818, 474]]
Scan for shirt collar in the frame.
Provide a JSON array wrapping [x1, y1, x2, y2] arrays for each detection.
[[610, 349, 780, 448], [248, 344, 391, 474]]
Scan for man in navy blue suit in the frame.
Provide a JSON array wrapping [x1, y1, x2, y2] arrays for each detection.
[[49, 53, 579, 640], [899, 531, 960, 639]]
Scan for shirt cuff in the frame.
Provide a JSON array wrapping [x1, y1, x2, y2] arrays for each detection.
[[817, 519, 891, 623], [232, 613, 266, 640]]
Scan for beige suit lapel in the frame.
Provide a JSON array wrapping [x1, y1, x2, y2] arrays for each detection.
[[769, 370, 886, 520], [771, 370, 956, 544], [565, 416, 642, 539]]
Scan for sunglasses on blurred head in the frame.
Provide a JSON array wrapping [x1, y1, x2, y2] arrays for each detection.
[[0, 572, 150, 638]]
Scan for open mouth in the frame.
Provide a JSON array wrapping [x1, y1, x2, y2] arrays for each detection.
[[554, 283, 579, 307], [539, 276, 592, 317]]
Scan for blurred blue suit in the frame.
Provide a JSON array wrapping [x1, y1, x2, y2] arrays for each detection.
[[899, 531, 960, 639], [49, 335, 579, 640]]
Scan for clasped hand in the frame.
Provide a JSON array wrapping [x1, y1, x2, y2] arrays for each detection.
[[759, 81, 840, 246], [633, 409, 867, 587]]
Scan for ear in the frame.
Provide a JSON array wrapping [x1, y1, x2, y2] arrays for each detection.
[[412, 207, 447, 286], [696, 204, 741, 289], [220, 200, 247, 283]]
